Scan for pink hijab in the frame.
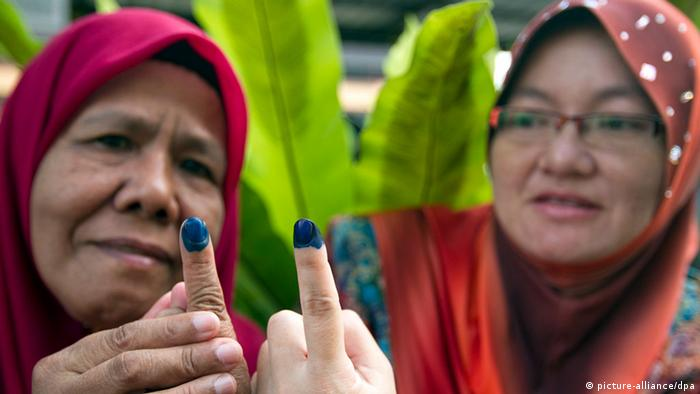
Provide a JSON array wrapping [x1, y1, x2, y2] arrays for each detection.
[[0, 9, 262, 392]]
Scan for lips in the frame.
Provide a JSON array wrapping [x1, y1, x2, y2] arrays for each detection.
[[90, 238, 175, 267], [531, 192, 602, 220]]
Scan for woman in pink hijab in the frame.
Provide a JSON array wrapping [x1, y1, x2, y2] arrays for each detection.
[[0, 8, 263, 393]]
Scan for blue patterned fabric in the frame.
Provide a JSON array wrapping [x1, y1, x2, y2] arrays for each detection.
[[646, 266, 700, 386], [330, 216, 392, 360]]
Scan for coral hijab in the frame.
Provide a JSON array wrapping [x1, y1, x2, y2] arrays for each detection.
[[373, 0, 700, 393], [0, 9, 261, 393]]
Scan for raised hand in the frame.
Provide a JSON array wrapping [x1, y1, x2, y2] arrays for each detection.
[[253, 219, 395, 394], [32, 217, 247, 393]]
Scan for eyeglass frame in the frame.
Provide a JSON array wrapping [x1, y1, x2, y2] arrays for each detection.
[[488, 106, 666, 145]]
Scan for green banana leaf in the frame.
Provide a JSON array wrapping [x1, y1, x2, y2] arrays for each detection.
[[193, 0, 353, 325], [95, 0, 120, 13], [0, 0, 42, 67], [383, 15, 421, 78], [235, 181, 298, 325], [0, 42, 10, 60], [671, 0, 700, 25], [354, 0, 497, 214]]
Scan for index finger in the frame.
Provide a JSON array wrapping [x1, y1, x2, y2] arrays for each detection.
[[179, 217, 233, 337], [292, 218, 344, 362], [180, 217, 252, 393]]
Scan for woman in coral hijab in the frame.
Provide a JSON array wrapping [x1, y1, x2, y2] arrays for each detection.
[[0, 8, 266, 393], [326, 0, 700, 392]]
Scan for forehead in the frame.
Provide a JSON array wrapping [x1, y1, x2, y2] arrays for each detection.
[[518, 26, 635, 90], [507, 25, 659, 114], [80, 61, 227, 145]]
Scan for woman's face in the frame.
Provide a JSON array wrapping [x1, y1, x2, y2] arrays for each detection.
[[30, 61, 227, 330], [490, 26, 666, 264]]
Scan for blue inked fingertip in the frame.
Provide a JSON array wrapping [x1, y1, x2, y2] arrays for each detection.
[[293, 218, 323, 249], [182, 217, 209, 252]]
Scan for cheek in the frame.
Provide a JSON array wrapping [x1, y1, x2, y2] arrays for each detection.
[[490, 142, 537, 214], [30, 147, 122, 295], [604, 151, 665, 223], [32, 150, 119, 235]]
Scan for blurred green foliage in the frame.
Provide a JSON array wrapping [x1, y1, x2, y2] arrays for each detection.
[[193, 0, 354, 324], [0, 0, 41, 66], [95, 0, 120, 13], [671, 0, 700, 25], [354, 1, 495, 214]]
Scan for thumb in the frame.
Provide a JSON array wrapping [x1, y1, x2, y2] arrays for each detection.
[[141, 281, 188, 319]]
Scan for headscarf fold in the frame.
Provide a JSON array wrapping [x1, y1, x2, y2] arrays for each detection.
[[373, 0, 700, 392], [0, 9, 262, 393]]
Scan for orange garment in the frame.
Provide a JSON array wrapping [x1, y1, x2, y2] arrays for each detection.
[[372, 0, 700, 392]]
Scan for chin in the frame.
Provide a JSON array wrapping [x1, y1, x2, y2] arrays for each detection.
[[525, 240, 611, 264], [72, 289, 158, 331], [534, 249, 589, 264], [519, 231, 598, 264]]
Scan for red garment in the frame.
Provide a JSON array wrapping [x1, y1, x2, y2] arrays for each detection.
[[375, 0, 700, 392], [0, 9, 262, 393]]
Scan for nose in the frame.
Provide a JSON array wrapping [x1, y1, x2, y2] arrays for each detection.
[[113, 147, 180, 224], [538, 122, 596, 177]]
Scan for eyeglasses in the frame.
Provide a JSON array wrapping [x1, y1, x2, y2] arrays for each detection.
[[489, 107, 665, 150]]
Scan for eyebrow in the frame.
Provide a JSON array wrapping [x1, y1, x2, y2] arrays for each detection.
[[509, 86, 555, 105], [509, 85, 649, 108], [177, 133, 226, 165], [593, 85, 648, 103], [74, 108, 157, 136], [76, 108, 226, 164]]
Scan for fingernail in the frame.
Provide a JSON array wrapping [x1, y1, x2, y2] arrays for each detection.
[[214, 374, 235, 394], [192, 311, 219, 334], [215, 342, 241, 365], [293, 218, 323, 249], [182, 217, 209, 252]]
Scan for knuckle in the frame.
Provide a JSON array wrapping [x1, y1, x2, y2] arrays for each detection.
[[33, 355, 52, 371], [267, 310, 298, 331], [268, 309, 297, 324], [162, 316, 181, 340], [189, 288, 227, 317], [31, 357, 52, 383], [110, 351, 143, 385], [179, 346, 199, 377], [178, 386, 196, 394], [178, 384, 202, 394], [109, 324, 135, 352], [302, 294, 339, 318], [188, 256, 212, 266]]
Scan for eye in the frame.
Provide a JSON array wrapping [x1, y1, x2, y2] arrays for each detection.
[[93, 134, 133, 150], [593, 116, 648, 132], [501, 112, 545, 129], [596, 117, 625, 130], [180, 159, 215, 182]]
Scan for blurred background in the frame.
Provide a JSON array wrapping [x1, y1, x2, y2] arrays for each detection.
[[0, 0, 550, 122]]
